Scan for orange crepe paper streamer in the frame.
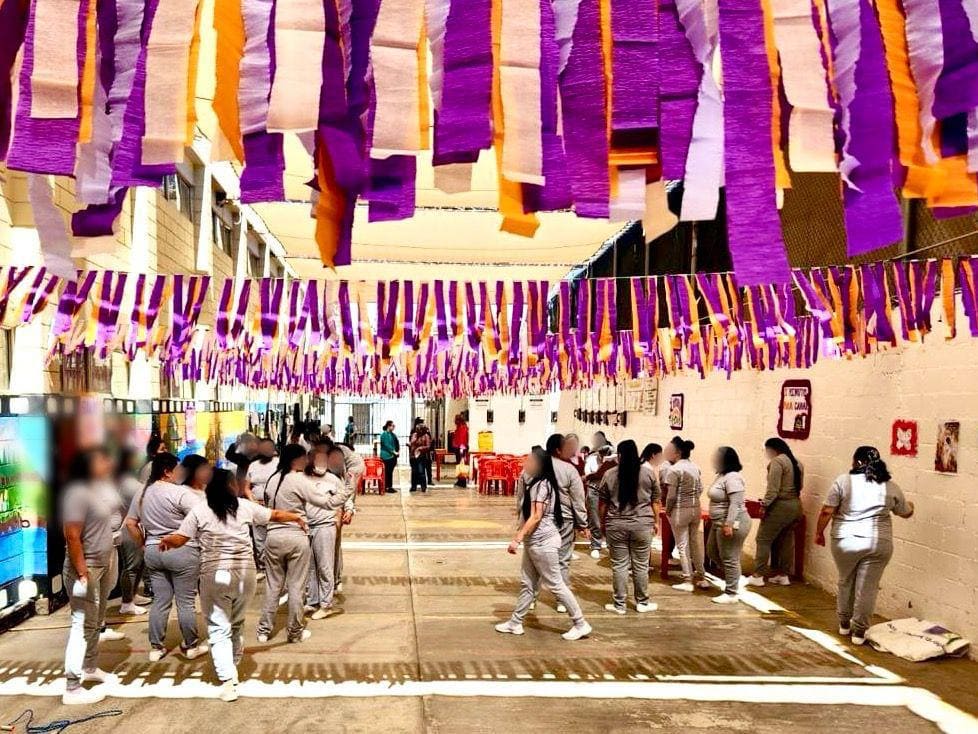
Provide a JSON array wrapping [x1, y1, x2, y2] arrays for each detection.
[[77, 0, 98, 143], [942, 258, 957, 339], [213, 0, 245, 161], [314, 144, 347, 269], [184, 0, 204, 145], [760, 0, 790, 190], [491, 0, 539, 237], [417, 19, 430, 150]]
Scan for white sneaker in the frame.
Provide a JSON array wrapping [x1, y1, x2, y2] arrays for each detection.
[[561, 621, 592, 641], [336, 582, 343, 593], [839, 624, 852, 636], [134, 594, 152, 605], [745, 575, 766, 587], [119, 602, 148, 616], [556, 603, 567, 613], [303, 604, 317, 614], [528, 600, 536, 611], [636, 602, 658, 613], [695, 579, 713, 590], [310, 607, 334, 620], [711, 593, 740, 605], [219, 680, 239, 702], [289, 629, 312, 643], [603, 603, 626, 615], [99, 628, 126, 642], [571, 552, 581, 561], [671, 582, 694, 592], [851, 634, 866, 646], [81, 668, 119, 685], [494, 620, 525, 635], [589, 549, 601, 559], [256, 571, 266, 583], [62, 687, 106, 705], [181, 643, 210, 660], [256, 634, 269, 644], [769, 574, 791, 586], [148, 648, 168, 662]]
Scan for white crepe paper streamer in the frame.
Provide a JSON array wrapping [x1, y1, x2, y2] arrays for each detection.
[[266, 0, 326, 133], [370, 0, 426, 157], [28, 175, 76, 281], [433, 162, 474, 193], [30, 0, 81, 119], [902, 0, 943, 165], [609, 168, 647, 221], [426, 0, 452, 110], [500, 0, 544, 185], [553, 0, 584, 74], [239, 0, 274, 135]]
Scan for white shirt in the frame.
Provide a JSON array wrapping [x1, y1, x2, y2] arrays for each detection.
[[246, 459, 279, 504]]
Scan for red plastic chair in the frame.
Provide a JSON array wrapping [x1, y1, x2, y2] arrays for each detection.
[[359, 457, 386, 495], [479, 459, 511, 496]]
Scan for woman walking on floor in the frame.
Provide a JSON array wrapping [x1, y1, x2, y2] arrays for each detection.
[[115, 447, 149, 616], [380, 420, 400, 493], [662, 437, 711, 591], [705, 446, 752, 604], [598, 439, 660, 614], [61, 447, 123, 705], [816, 446, 914, 645], [159, 469, 305, 702], [125, 452, 208, 662], [747, 438, 804, 587], [496, 448, 592, 640], [304, 445, 354, 618]]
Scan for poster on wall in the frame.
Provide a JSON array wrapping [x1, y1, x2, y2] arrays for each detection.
[[668, 394, 684, 430], [625, 378, 659, 414], [890, 420, 918, 457], [935, 421, 960, 473], [777, 380, 812, 440]]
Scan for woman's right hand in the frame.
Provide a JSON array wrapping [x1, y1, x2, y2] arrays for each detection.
[[507, 540, 520, 555], [814, 532, 826, 547]]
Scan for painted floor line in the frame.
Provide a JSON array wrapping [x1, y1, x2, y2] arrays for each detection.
[[655, 674, 899, 685], [0, 678, 972, 732]]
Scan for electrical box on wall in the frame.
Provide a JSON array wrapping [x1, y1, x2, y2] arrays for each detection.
[[518, 409, 526, 424], [486, 409, 494, 424]]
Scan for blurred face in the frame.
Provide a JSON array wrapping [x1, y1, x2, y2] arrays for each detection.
[[564, 435, 580, 456], [91, 451, 113, 480], [712, 449, 724, 473], [524, 453, 543, 478], [311, 450, 330, 475], [664, 442, 679, 463], [387, 423, 395, 433], [258, 440, 277, 459], [290, 453, 309, 472], [591, 433, 604, 449], [649, 452, 663, 467], [764, 447, 777, 461], [327, 451, 345, 475], [193, 463, 214, 488]]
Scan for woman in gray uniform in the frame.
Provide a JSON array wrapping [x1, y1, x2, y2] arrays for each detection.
[[746, 437, 804, 587], [160, 469, 304, 702], [545, 434, 588, 613], [61, 447, 123, 705], [816, 446, 914, 645], [705, 446, 751, 604], [125, 452, 208, 662], [662, 437, 711, 591], [495, 448, 592, 641], [598, 440, 660, 614], [304, 445, 354, 618]]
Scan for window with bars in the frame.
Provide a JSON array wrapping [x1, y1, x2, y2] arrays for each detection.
[[213, 210, 235, 258], [162, 173, 196, 224]]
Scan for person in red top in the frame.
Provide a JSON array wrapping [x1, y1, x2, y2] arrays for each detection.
[[452, 415, 469, 487]]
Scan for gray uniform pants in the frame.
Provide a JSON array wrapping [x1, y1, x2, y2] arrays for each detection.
[[63, 556, 116, 688], [199, 567, 256, 683], [706, 511, 751, 594], [510, 542, 584, 625], [143, 544, 201, 650], [606, 522, 652, 608], [258, 529, 312, 639], [670, 506, 705, 581], [307, 524, 338, 608], [831, 535, 893, 635], [753, 497, 801, 577], [557, 518, 576, 585], [586, 489, 603, 550], [117, 532, 144, 603]]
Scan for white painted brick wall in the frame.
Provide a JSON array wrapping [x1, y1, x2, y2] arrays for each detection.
[[558, 315, 978, 652]]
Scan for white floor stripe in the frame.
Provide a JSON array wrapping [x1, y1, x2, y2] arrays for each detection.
[[344, 541, 510, 550], [0, 678, 973, 731], [655, 674, 899, 685]]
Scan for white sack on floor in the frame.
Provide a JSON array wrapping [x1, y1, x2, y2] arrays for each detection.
[[865, 618, 971, 661]]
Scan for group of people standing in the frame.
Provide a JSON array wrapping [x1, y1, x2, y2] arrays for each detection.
[[497, 431, 914, 644], [59, 428, 366, 705], [377, 418, 435, 493]]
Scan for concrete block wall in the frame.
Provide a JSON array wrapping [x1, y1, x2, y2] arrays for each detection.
[[557, 314, 978, 650]]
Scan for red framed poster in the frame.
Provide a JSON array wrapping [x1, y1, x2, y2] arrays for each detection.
[[890, 419, 918, 457], [777, 380, 812, 440]]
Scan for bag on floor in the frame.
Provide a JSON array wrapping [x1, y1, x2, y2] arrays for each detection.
[[456, 462, 470, 479], [865, 617, 971, 661]]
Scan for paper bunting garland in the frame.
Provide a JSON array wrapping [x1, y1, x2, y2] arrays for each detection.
[[2, 0, 976, 284], [0, 257, 974, 397]]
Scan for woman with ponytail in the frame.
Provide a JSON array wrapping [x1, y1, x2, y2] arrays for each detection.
[[598, 440, 660, 614], [662, 437, 710, 591], [746, 438, 805, 587], [816, 446, 914, 646], [496, 447, 592, 641], [124, 452, 208, 663], [160, 469, 305, 702]]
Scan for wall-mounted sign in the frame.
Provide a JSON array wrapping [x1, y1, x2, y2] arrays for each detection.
[[935, 421, 960, 474], [777, 380, 812, 440], [625, 378, 659, 413], [890, 419, 918, 457], [668, 394, 684, 431]]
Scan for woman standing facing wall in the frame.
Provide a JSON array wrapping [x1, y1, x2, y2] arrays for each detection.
[[747, 438, 803, 587]]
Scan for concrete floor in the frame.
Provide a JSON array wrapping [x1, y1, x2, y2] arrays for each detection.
[[0, 485, 975, 733]]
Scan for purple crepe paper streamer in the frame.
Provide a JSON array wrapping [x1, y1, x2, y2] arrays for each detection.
[[717, 0, 791, 285], [72, 187, 127, 237], [657, 0, 701, 180], [7, 0, 89, 175], [367, 156, 417, 222], [0, 0, 29, 161], [933, 0, 978, 121], [940, 111, 969, 157], [559, 0, 609, 218], [523, 0, 572, 213], [434, 0, 492, 164], [611, 0, 657, 132], [241, 132, 286, 203], [825, 0, 903, 256]]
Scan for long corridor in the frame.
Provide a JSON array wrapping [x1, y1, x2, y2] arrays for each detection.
[[0, 487, 974, 732]]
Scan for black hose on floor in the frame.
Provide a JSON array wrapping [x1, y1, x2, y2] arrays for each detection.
[[3, 708, 123, 734]]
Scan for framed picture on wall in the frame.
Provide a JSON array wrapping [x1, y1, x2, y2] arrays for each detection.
[[935, 421, 960, 473], [890, 419, 918, 457], [777, 379, 812, 440], [668, 394, 684, 431]]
